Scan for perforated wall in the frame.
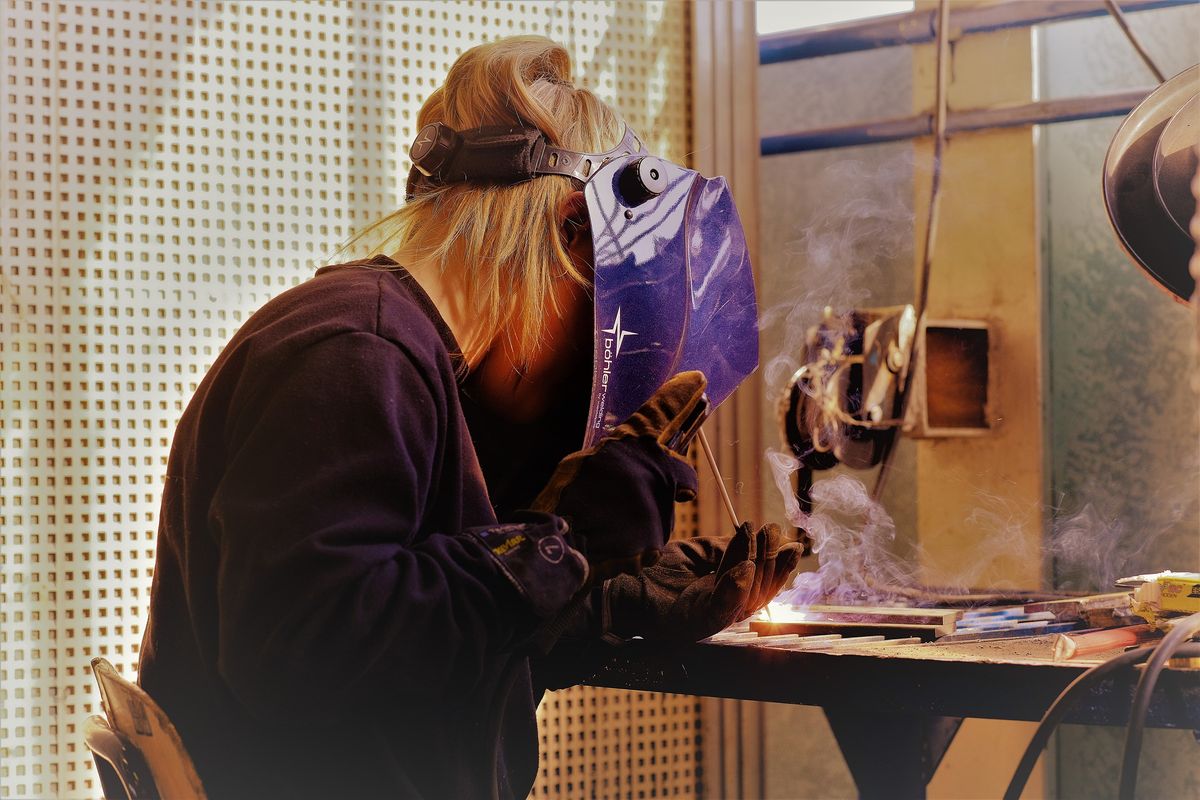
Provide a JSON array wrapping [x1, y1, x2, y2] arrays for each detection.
[[0, 2, 694, 797], [532, 688, 703, 799]]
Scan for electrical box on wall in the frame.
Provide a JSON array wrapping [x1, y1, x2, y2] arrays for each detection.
[[905, 318, 994, 438]]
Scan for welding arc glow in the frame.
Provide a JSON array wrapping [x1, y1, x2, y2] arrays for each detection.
[[758, 602, 811, 623]]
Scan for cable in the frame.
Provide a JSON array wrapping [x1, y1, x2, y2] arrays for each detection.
[[1118, 611, 1200, 800], [914, 0, 950, 327], [1003, 640, 1200, 800], [872, 0, 950, 500], [1102, 0, 1168, 83]]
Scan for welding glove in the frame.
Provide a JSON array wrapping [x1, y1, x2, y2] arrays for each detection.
[[468, 511, 590, 623], [531, 371, 707, 581], [601, 522, 804, 644]]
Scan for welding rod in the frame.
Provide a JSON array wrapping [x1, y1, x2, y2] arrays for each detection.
[[697, 428, 741, 531]]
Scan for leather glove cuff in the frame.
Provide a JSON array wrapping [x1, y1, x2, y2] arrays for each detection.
[[468, 511, 589, 621]]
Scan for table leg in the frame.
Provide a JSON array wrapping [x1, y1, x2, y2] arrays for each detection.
[[824, 710, 963, 799]]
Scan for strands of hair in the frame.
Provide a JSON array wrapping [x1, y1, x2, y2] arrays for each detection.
[[327, 36, 623, 369]]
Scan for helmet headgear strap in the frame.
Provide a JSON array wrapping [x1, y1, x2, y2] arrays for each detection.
[[405, 122, 645, 200]]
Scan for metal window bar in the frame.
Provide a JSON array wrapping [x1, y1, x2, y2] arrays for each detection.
[[759, 0, 1193, 64], [761, 89, 1154, 156], [759, 0, 1191, 156]]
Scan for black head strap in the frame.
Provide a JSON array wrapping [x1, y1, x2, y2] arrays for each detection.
[[405, 122, 646, 200]]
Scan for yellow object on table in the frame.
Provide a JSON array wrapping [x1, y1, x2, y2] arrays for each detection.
[[1127, 571, 1200, 623]]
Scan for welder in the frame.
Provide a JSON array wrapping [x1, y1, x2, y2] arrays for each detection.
[[137, 35, 801, 799]]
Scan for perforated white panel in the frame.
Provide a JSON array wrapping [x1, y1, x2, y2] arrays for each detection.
[[0, 1, 692, 798], [533, 688, 703, 799]]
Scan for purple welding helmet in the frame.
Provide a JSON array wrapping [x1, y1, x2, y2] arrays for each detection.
[[581, 149, 759, 447], [405, 120, 759, 447]]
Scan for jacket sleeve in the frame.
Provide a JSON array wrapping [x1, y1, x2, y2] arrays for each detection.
[[208, 331, 585, 722]]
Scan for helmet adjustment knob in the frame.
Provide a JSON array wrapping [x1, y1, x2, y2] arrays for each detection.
[[619, 157, 668, 206], [409, 122, 461, 178]]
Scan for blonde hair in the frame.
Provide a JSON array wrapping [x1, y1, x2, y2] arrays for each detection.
[[329, 36, 623, 369]]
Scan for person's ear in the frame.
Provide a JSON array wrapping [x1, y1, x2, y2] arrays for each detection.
[[557, 190, 590, 249]]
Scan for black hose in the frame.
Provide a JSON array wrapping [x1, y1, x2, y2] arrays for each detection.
[[1003, 640, 1200, 800], [1118, 612, 1200, 800], [1003, 645, 1152, 800]]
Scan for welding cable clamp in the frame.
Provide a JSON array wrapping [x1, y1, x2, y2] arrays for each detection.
[[468, 511, 589, 622]]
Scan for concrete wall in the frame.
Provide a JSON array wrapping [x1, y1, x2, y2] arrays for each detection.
[[1039, 6, 1200, 798]]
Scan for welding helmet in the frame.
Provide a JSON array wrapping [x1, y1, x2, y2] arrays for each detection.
[[406, 121, 759, 447], [1103, 63, 1199, 304]]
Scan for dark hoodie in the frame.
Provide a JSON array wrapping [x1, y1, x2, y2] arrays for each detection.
[[138, 255, 577, 799]]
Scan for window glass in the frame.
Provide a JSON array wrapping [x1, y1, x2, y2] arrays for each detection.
[[757, 1, 915, 36]]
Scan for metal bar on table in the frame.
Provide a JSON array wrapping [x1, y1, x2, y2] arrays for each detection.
[[762, 88, 1152, 156], [759, 0, 1192, 64]]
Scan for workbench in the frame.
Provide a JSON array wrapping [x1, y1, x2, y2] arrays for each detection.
[[564, 634, 1200, 799]]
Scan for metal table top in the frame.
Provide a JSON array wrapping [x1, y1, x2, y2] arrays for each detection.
[[568, 635, 1200, 729]]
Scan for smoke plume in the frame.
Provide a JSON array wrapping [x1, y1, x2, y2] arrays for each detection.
[[759, 157, 914, 393], [771, 456, 919, 606], [760, 151, 1195, 608]]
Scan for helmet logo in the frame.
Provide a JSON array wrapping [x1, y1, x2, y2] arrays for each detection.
[[602, 307, 638, 359], [593, 306, 638, 432]]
